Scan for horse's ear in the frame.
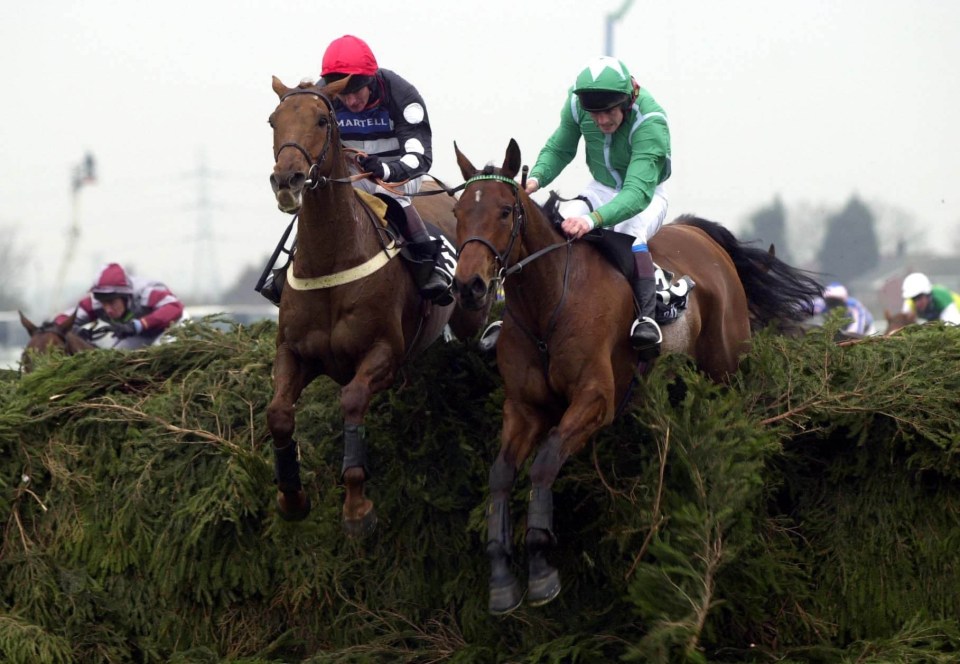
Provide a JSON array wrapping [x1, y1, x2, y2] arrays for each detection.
[[57, 311, 77, 334], [272, 76, 292, 99], [18, 310, 37, 336], [767, 243, 776, 257], [320, 76, 349, 99], [502, 139, 521, 179], [454, 141, 478, 180]]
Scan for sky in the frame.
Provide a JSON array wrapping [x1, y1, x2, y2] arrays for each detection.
[[3, 0, 959, 316]]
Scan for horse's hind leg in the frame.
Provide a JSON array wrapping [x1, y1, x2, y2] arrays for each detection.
[[339, 343, 398, 538], [267, 345, 315, 521]]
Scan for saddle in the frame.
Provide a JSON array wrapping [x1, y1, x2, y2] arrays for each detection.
[[542, 192, 694, 324], [367, 191, 457, 290]]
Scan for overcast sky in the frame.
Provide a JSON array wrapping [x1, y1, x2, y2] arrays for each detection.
[[3, 0, 959, 314]]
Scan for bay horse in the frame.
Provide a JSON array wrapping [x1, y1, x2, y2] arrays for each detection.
[[884, 308, 916, 334], [452, 139, 823, 614], [267, 76, 487, 536], [19, 311, 96, 372]]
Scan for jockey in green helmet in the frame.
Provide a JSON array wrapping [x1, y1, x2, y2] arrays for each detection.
[[480, 56, 672, 358]]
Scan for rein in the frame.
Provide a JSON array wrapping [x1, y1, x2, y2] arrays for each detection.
[[457, 172, 575, 361]]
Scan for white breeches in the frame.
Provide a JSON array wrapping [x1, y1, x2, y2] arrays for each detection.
[[558, 180, 668, 247], [352, 175, 423, 209]]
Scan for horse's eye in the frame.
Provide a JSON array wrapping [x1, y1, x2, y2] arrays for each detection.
[[267, 114, 275, 128], [317, 117, 328, 128], [500, 205, 513, 220]]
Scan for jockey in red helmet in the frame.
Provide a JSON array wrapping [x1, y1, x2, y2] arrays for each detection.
[[55, 263, 184, 349], [259, 35, 452, 306]]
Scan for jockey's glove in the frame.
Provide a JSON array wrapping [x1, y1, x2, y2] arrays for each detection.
[[359, 154, 389, 180], [109, 320, 140, 339]]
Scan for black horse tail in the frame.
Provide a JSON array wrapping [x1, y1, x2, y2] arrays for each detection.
[[673, 215, 824, 332]]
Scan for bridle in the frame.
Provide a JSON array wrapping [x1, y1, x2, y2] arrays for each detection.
[[456, 174, 528, 277], [457, 173, 573, 284], [272, 87, 353, 190], [456, 172, 575, 358]]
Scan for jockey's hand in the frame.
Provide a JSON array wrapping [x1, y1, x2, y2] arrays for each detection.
[[525, 177, 540, 194], [358, 154, 387, 180], [109, 321, 138, 339], [561, 216, 595, 240]]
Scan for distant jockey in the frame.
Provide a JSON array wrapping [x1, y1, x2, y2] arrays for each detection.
[[900, 272, 960, 324], [817, 282, 877, 335], [55, 262, 184, 349]]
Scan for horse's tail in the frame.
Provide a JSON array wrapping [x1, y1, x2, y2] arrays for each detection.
[[673, 215, 824, 332]]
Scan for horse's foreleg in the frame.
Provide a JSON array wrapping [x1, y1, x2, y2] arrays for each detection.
[[487, 452, 519, 615], [267, 344, 315, 521], [526, 384, 614, 607], [487, 398, 549, 615], [339, 342, 398, 538]]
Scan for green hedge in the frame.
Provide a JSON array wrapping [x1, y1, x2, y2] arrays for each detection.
[[2, 317, 959, 663]]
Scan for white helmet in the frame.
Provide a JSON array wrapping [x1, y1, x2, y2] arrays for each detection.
[[823, 282, 848, 301], [901, 272, 932, 299]]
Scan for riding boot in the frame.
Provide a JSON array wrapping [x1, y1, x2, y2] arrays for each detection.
[[402, 205, 453, 304], [630, 250, 663, 360]]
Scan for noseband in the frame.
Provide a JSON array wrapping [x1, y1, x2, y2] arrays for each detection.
[[273, 87, 337, 190]]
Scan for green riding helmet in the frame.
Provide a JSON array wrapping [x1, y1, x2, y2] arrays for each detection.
[[573, 56, 634, 112]]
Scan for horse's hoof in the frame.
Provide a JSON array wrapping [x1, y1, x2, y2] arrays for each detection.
[[527, 567, 561, 607], [276, 491, 311, 522], [489, 578, 524, 615], [343, 508, 377, 539]]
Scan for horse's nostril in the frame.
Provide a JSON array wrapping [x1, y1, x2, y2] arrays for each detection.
[[469, 276, 489, 300], [290, 173, 306, 189], [269, 174, 280, 193]]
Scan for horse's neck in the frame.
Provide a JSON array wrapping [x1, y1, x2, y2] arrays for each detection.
[[65, 333, 93, 353], [296, 185, 374, 274], [506, 202, 570, 319]]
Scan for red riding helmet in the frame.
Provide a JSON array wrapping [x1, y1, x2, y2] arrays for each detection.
[[91, 263, 133, 298], [321, 35, 378, 78]]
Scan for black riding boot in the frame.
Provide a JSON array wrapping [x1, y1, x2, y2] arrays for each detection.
[[630, 250, 663, 359], [402, 205, 452, 303]]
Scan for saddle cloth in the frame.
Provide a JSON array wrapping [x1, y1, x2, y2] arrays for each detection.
[[654, 267, 695, 324]]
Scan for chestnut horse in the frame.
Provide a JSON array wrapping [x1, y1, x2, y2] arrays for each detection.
[[267, 76, 487, 536], [19, 311, 96, 372], [452, 139, 823, 614], [884, 308, 917, 334]]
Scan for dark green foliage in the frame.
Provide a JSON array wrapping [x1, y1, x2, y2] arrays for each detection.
[[816, 196, 881, 282], [744, 196, 791, 264], [2, 317, 960, 662]]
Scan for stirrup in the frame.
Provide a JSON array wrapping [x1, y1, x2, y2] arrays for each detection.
[[630, 316, 662, 354], [421, 270, 453, 306], [259, 269, 284, 307], [478, 320, 502, 352]]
